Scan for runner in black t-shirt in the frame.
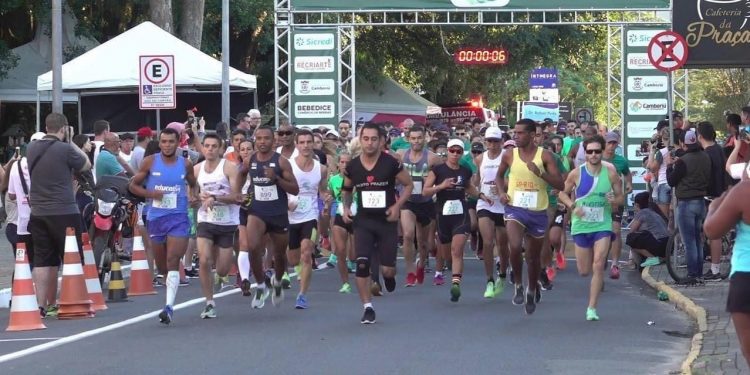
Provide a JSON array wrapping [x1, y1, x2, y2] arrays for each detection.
[[342, 123, 414, 324], [423, 139, 486, 302]]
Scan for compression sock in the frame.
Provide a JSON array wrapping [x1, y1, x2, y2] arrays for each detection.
[[166, 271, 179, 307], [452, 273, 462, 284], [238, 251, 250, 281], [383, 276, 396, 292]]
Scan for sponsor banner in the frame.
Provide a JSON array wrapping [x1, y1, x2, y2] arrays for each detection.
[[631, 167, 648, 185], [529, 88, 559, 103], [294, 102, 336, 119], [294, 79, 336, 96], [674, 0, 750, 68], [291, 0, 670, 11], [293, 56, 335, 73], [293, 33, 335, 51], [626, 29, 665, 47], [529, 68, 558, 89], [627, 99, 668, 116], [626, 144, 649, 162], [627, 121, 658, 138], [626, 53, 657, 69], [627, 75, 668, 93], [521, 102, 559, 122]]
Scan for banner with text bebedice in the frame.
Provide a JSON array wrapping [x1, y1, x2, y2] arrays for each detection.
[[290, 0, 669, 11], [290, 28, 339, 129], [674, 0, 750, 68]]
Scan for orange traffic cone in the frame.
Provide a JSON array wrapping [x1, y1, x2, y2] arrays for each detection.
[[128, 229, 156, 296], [81, 233, 107, 311], [6, 243, 46, 331], [57, 228, 93, 320]]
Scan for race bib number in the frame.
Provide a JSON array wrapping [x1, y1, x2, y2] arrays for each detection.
[[154, 193, 177, 209], [254, 185, 279, 201], [512, 191, 538, 209], [362, 191, 386, 208], [581, 206, 604, 223], [208, 205, 230, 222], [442, 200, 464, 216], [412, 181, 423, 194], [481, 183, 498, 198], [297, 196, 314, 213]]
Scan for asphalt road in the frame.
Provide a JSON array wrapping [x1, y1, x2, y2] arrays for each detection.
[[0, 259, 691, 374]]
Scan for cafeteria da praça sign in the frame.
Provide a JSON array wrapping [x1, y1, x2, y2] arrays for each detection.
[[674, 0, 750, 68]]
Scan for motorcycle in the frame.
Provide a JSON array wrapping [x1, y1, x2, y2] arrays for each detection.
[[83, 175, 139, 284]]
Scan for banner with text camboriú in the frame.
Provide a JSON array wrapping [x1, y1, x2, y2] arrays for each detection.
[[290, 0, 669, 11], [290, 28, 339, 129]]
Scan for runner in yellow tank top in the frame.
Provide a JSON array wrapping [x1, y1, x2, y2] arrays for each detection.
[[495, 119, 564, 316]]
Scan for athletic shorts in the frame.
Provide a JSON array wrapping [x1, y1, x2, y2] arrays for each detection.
[[196, 222, 236, 248], [436, 203, 470, 245], [477, 209, 505, 227], [727, 272, 750, 313], [504, 205, 548, 238], [247, 213, 289, 234], [468, 199, 478, 210], [353, 216, 398, 268], [333, 214, 353, 234], [551, 208, 566, 228], [656, 184, 671, 205], [289, 220, 318, 249], [572, 231, 616, 249], [625, 231, 667, 258], [612, 205, 624, 223], [28, 213, 83, 268], [147, 213, 191, 244], [402, 201, 436, 227], [239, 207, 248, 226]]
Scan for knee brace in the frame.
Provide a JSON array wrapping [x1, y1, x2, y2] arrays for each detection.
[[355, 257, 370, 278]]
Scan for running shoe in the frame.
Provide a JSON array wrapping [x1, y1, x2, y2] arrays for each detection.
[[405, 272, 417, 287], [159, 305, 173, 324], [512, 284, 525, 305], [546, 266, 557, 282], [494, 278, 505, 297], [371, 281, 383, 296], [184, 268, 199, 279], [702, 270, 722, 281], [450, 283, 461, 302], [240, 279, 252, 297], [640, 257, 661, 268], [339, 282, 352, 294], [433, 273, 445, 286], [540, 271, 553, 291], [45, 305, 59, 317], [586, 307, 599, 321], [295, 294, 308, 309], [39, 306, 46, 318], [271, 277, 285, 307], [509, 269, 515, 285], [556, 251, 567, 270], [152, 277, 165, 287], [200, 304, 216, 319], [179, 279, 190, 286], [416, 266, 425, 284], [252, 286, 270, 309], [609, 265, 620, 280], [264, 270, 272, 288], [525, 290, 536, 315], [534, 283, 542, 304], [483, 281, 495, 299], [361, 307, 376, 324], [281, 272, 291, 289], [326, 254, 338, 268], [347, 260, 356, 274]]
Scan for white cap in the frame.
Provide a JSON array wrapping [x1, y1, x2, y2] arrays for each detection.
[[485, 126, 503, 140], [447, 139, 464, 150], [247, 109, 261, 116], [325, 129, 340, 138], [30, 132, 46, 142]]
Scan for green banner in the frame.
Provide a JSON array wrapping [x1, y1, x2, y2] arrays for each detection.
[[290, 28, 339, 129], [290, 0, 669, 11], [622, 26, 668, 206]]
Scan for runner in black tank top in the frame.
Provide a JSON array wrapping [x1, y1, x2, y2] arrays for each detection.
[[238, 126, 299, 309], [341, 123, 414, 324]]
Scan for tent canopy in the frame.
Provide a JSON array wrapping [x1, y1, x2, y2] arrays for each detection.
[[354, 77, 439, 116], [37, 21, 256, 92]]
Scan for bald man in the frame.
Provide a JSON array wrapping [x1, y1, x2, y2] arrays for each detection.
[[95, 133, 134, 180]]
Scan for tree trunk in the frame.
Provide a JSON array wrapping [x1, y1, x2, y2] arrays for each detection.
[[149, 0, 173, 34], [179, 0, 205, 49]]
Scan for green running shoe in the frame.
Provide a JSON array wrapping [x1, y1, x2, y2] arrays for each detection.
[[45, 305, 59, 317], [339, 282, 352, 294], [450, 283, 461, 302], [483, 281, 495, 299], [586, 307, 600, 321], [494, 277, 505, 297], [281, 272, 291, 289], [200, 304, 216, 319]]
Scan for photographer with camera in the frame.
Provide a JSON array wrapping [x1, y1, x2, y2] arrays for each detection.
[[647, 120, 672, 217]]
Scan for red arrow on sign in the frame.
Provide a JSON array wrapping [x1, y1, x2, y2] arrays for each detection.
[[647, 31, 689, 73]]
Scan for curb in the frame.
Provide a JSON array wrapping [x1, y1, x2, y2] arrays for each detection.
[[641, 265, 707, 375]]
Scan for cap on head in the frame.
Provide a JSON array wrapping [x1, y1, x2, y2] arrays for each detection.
[[684, 129, 698, 145], [605, 131, 620, 143], [30, 132, 46, 142], [471, 142, 485, 153], [325, 129, 340, 138], [137, 126, 154, 138], [447, 139, 464, 150], [485, 127, 503, 140], [503, 140, 517, 148], [247, 109, 261, 117], [166, 122, 185, 133]]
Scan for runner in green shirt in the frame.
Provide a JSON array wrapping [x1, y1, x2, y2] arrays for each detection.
[[327, 152, 357, 293]]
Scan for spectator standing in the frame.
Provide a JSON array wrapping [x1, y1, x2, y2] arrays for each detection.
[[723, 113, 742, 159], [7, 132, 45, 268], [27, 113, 91, 316], [130, 126, 154, 172], [247, 109, 263, 135], [119, 132, 134, 163], [95, 132, 131, 180], [726, 108, 750, 178], [90, 119, 110, 184], [72, 134, 95, 216]]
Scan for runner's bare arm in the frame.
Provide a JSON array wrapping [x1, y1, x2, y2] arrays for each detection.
[[540, 150, 565, 191], [421, 170, 438, 197], [472, 154, 483, 186], [556, 168, 579, 210], [319, 165, 329, 195], [128, 155, 161, 199], [276, 157, 300, 195], [495, 150, 511, 194], [608, 169, 625, 206], [567, 143, 578, 167], [394, 168, 413, 208], [222, 160, 242, 204], [705, 187, 743, 239]]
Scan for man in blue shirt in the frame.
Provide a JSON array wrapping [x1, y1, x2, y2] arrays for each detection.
[[95, 133, 129, 181]]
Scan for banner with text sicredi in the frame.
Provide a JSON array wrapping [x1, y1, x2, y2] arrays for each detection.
[[290, 28, 339, 129], [290, 0, 669, 11], [622, 26, 668, 206], [674, 0, 750, 68]]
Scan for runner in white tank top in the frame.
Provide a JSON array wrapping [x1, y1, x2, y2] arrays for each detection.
[[286, 129, 328, 309], [192, 135, 242, 319]]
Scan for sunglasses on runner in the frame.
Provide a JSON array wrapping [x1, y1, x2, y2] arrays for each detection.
[[585, 149, 603, 154], [277, 131, 293, 136], [448, 148, 463, 154]]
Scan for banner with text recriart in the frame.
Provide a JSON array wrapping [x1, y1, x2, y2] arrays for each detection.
[[622, 26, 668, 206], [290, 28, 339, 129], [290, 0, 669, 11]]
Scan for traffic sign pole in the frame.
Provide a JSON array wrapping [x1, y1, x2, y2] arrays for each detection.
[[668, 72, 673, 147]]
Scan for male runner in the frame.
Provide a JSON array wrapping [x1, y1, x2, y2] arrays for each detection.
[[342, 123, 413, 324], [287, 129, 327, 309], [495, 119, 564, 315], [423, 139, 485, 302], [558, 135, 624, 321], [193, 134, 242, 318], [239, 126, 299, 308], [397, 126, 441, 286], [602, 132, 633, 279], [129, 128, 199, 324], [473, 126, 509, 298]]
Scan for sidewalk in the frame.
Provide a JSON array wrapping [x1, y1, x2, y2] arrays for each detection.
[[644, 263, 749, 375], [0, 229, 13, 290]]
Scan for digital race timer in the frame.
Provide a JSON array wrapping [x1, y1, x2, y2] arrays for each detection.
[[453, 47, 508, 65]]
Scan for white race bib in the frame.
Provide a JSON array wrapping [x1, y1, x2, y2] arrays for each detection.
[[297, 196, 314, 213], [481, 183, 498, 198], [581, 206, 604, 223], [512, 191, 538, 209], [412, 181, 423, 194], [362, 191, 386, 208], [208, 205, 230, 222], [254, 185, 279, 201], [442, 199, 464, 215], [153, 193, 177, 209]]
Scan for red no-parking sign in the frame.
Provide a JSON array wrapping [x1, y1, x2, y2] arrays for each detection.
[[647, 31, 688, 73]]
